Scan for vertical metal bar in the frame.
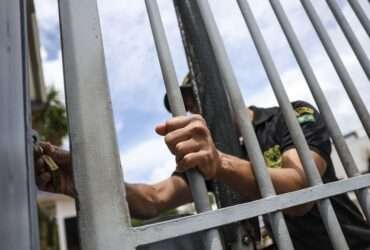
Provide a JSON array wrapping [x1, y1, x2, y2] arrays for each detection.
[[193, 0, 295, 249], [236, 1, 349, 249], [58, 1, 135, 250], [173, 1, 258, 248], [301, 0, 370, 140], [348, 0, 370, 36], [24, 0, 41, 249], [270, 0, 370, 224], [145, 1, 224, 249], [326, 0, 370, 79], [0, 0, 39, 249]]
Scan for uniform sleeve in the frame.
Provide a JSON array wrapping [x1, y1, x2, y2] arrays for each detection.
[[277, 101, 332, 163]]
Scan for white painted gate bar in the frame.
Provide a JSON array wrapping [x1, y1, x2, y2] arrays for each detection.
[[58, 0, 135, 249]]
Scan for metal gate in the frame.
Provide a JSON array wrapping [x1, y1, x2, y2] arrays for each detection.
[[1, 0, 370, 250], [0, 0, 39, 249]]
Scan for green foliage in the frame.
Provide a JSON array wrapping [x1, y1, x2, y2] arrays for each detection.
[[38, 205, 60, 250], [33, 87, 68, 146]]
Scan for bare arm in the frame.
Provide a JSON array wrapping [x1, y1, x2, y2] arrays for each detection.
[[34, 143, 192, 220], [216, 148, 327, 216], [156, 114, 328, 216], [126, 175, 192, 219]]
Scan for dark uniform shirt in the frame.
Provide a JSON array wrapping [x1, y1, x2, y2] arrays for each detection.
[[250, 100, 370, 250], [174, 100, 370, 249]]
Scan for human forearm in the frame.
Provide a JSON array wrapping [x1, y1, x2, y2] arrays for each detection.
[[126, 176, 192, 220], [215, 152, 259, 199], [126, 183, 162, 219], [215, 152, 308, 201]]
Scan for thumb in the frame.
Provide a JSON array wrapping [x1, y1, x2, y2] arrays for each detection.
[[155, 123, 167, 136]]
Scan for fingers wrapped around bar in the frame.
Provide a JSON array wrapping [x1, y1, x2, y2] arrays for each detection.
[[156, 115, 221, 179]]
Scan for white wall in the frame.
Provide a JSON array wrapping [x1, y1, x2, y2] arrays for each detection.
[[55, 195, 76, 250], [331, 131, 370, 179]]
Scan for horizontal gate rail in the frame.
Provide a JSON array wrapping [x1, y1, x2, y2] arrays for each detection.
[[133, 174, 370, 246], [237, 1, 349, 249], [144, 0, 223, 249], [270, 0, 370, 223]]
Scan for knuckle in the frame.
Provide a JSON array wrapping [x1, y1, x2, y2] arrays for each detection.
[[193, 141, 201, 151], [191, 114, 205, 124], [192, 114, 202, 120], [164, 134, 172, 145], [183, 154, 191, 164], [182, 154, 189, 162], [193, 114, 204, 121], [175, 142, 183, 153], [191, 122, 207, 135]]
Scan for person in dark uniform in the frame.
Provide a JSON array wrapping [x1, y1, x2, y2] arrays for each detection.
[[35, 77, 370, 249], [247, 101, 370, 250]]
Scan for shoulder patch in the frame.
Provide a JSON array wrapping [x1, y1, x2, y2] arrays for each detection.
[[294, 106, 316, 124], [295, 106, 315, 117], [297, 114, 315, 124]]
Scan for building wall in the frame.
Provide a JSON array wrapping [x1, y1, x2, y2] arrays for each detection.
[[56, 196, 77, 250], [38, 193, 76, 250], [331, 130, 370, 179]]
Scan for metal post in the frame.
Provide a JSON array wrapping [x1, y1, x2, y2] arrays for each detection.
[[193, 0, 295, 249], [24, 0, 41, 249], [270, 0, 370, 223], [173, 0, 258, 249], [326, 0, 370, 79], [58, 0, 135, 249], [301, 0, 370, 140], [0, 0, 39, 249], [348, 0, 370, 36], [145, 1, 224, 249], [236, 0, 349, 249]]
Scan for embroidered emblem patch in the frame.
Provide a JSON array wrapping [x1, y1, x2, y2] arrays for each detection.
[[263, 145, 282, 168], [297, 114, 315, 124], [295, 106, 316, 124]]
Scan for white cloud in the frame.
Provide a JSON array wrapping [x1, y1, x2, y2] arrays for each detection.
[[33, 0, 59, 31], [96, 0, 188, 114], [42, 49, 65, 100], [34, 0, 65, 101], [120, 137, 175, 184], [248, 51, 370, 135], [34, 0, 370, 183]]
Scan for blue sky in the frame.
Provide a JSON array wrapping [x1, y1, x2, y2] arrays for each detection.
[[34, 0, 370, 184]]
